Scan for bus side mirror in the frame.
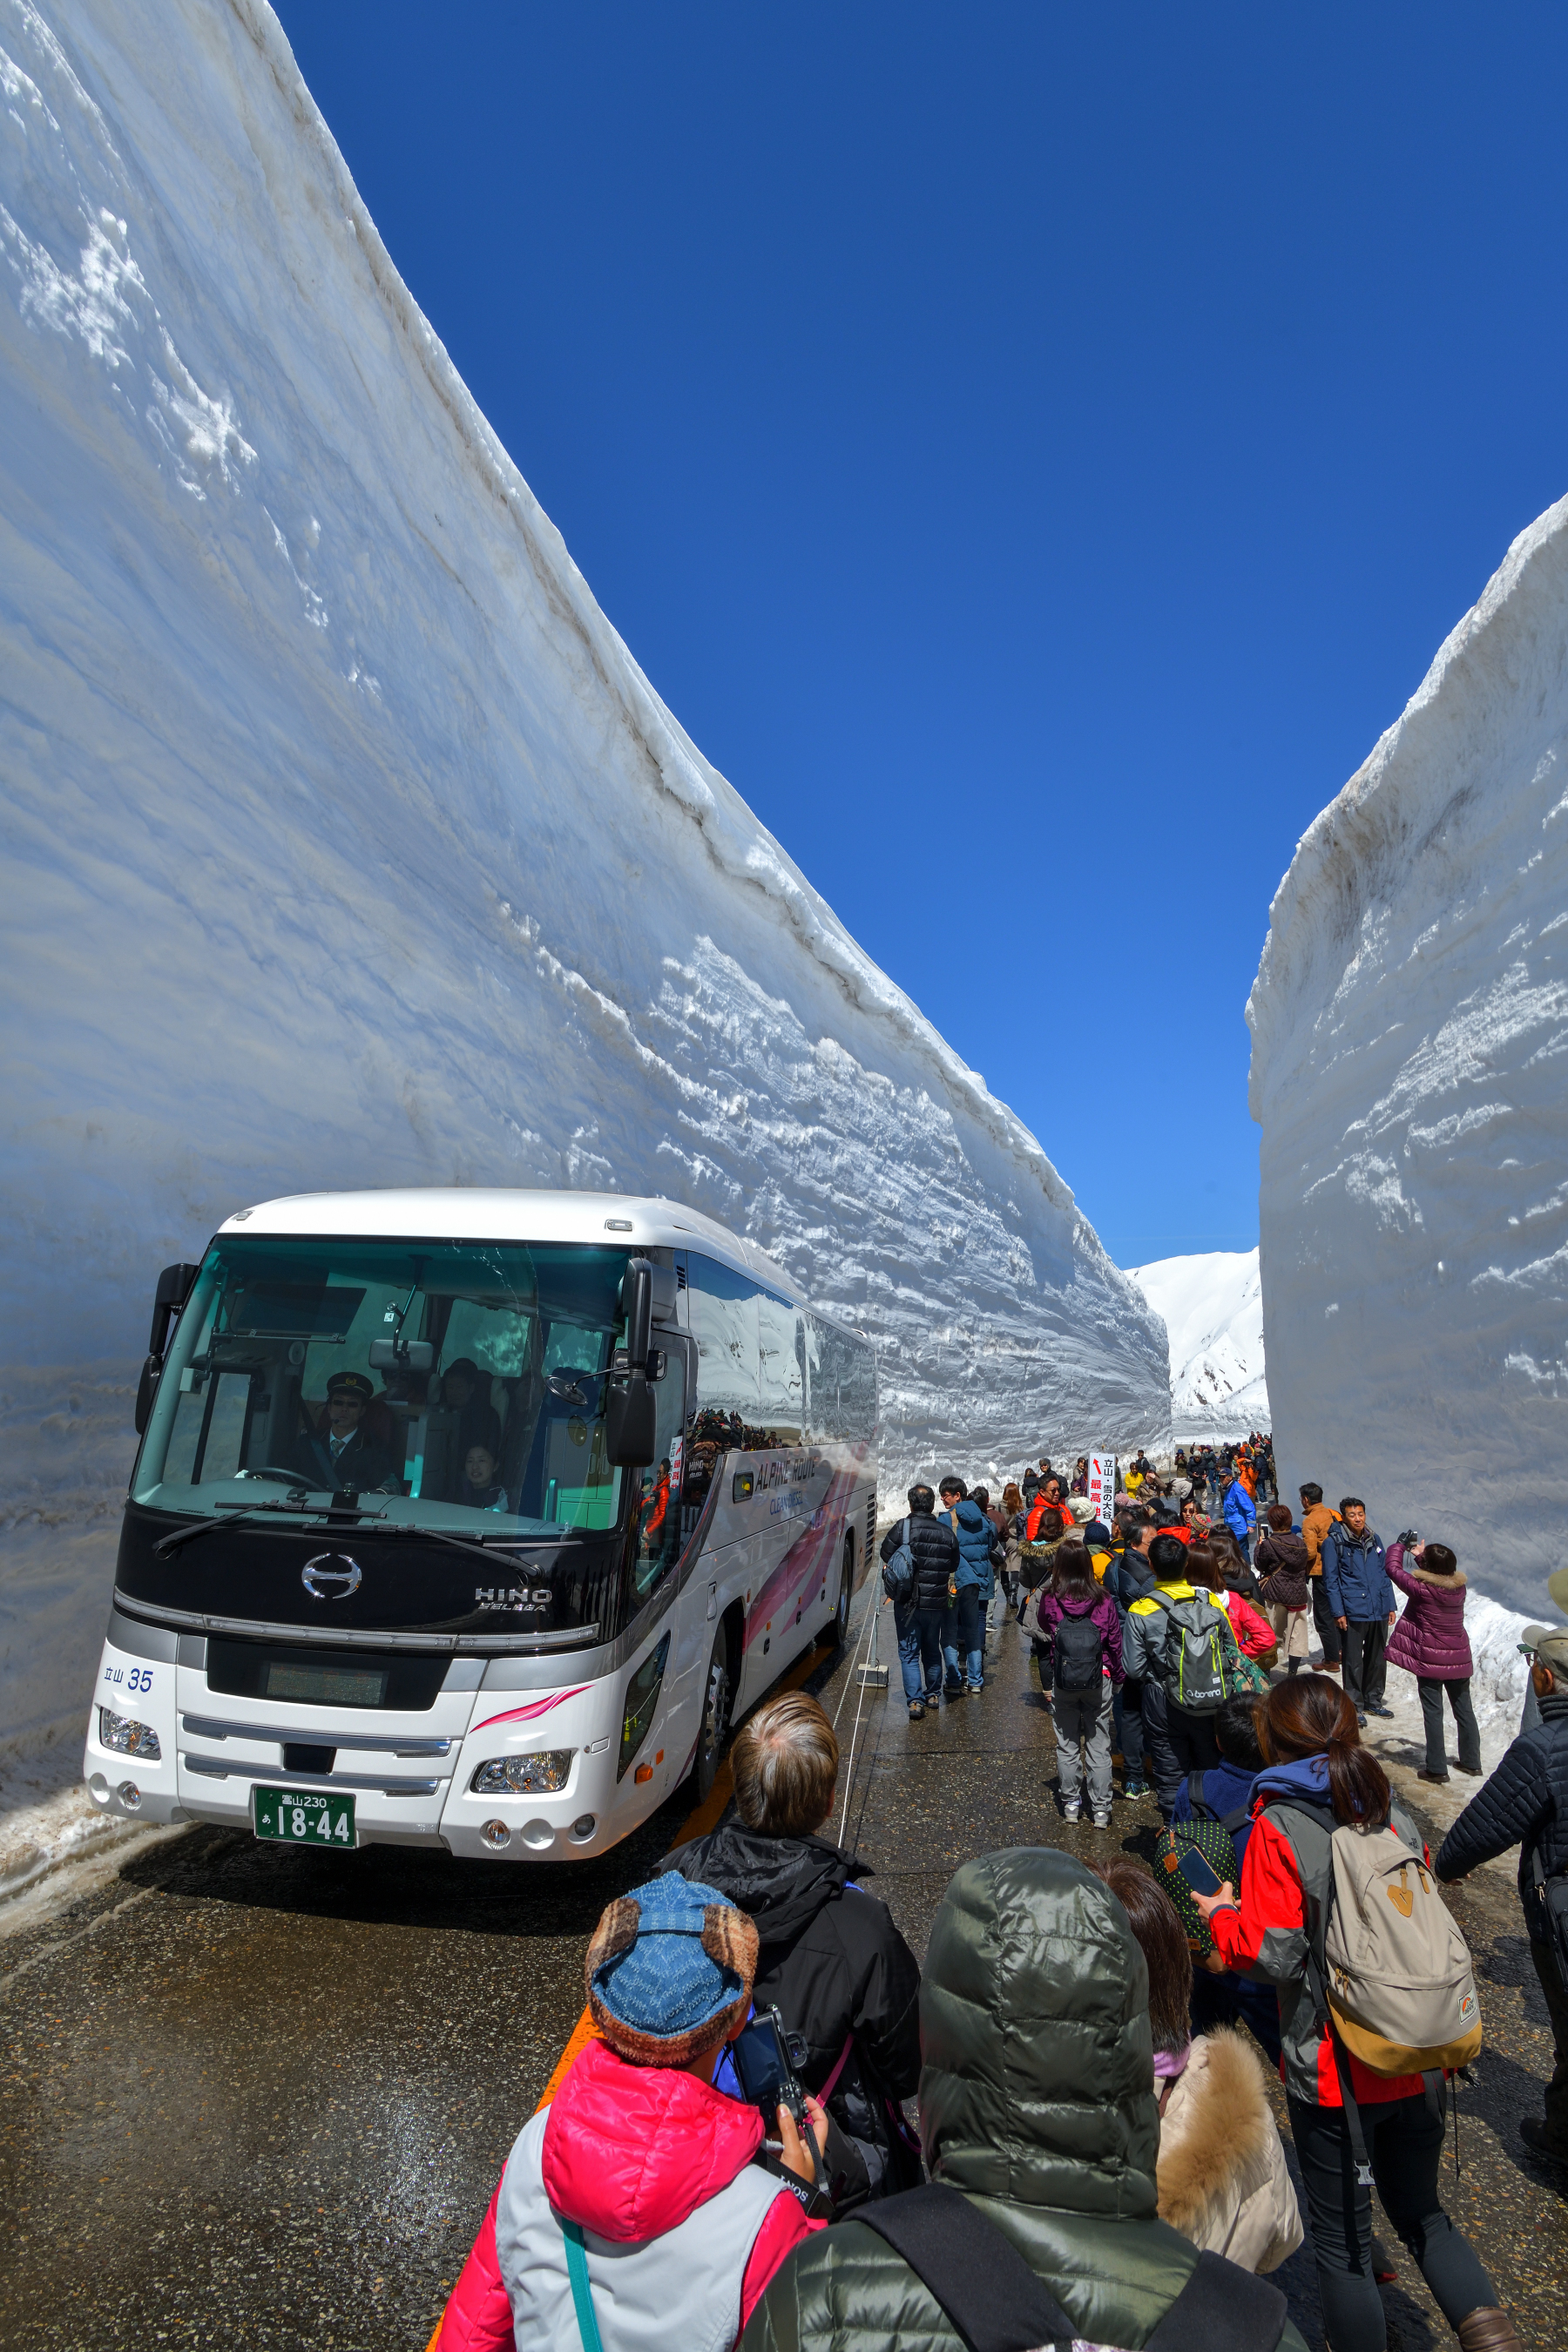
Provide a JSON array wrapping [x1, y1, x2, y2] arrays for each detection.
[[605, 1260, 656, 1465], [136, 1261, 199, 1436]]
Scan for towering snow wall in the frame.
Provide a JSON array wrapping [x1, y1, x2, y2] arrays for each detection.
[[1126, 1251, 1269, 1446], [1249, 492, 1568, 1617], [0, 0, 1169, 1769]]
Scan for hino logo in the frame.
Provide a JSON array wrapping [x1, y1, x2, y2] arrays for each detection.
[[301, 1553, 363, 1601]]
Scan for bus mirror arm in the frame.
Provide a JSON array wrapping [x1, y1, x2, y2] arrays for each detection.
[[136, 1261, 200, 1437], [605, 1260, 658, 1466]]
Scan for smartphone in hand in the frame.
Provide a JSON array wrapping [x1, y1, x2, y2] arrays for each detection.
[[1175, 1843, 1226, 1900]]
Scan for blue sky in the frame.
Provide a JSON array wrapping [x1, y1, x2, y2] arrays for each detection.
[[275, 3, 1568, 1268]]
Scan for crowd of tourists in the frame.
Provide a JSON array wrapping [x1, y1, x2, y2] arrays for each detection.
[[431, 1445, 1566, 2352]]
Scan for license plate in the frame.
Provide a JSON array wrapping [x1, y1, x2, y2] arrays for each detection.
[[253, 1786, 356, 1847]]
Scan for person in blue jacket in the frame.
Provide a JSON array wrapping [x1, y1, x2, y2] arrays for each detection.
[[938, 1477, 1002, 1695], [1220, 1469, 1257, 1562], [1173, 1695, 1280, 2065], [1321, 1497, 1396, 1723]]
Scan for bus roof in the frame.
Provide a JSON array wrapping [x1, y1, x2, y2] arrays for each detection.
[[217, 1188, 806, 1306]]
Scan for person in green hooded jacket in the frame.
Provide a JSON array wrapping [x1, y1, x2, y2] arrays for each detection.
[[740, 1848, 1310, 2352]]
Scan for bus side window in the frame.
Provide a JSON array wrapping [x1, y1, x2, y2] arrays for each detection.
[[632, 1354, 686, 1600]]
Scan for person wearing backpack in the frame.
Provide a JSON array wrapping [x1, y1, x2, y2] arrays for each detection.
[[739, 1847, 1310, 2352], [939, 1478, 1002, 1693], [1123, 1531, 1239, 1821], [1105, 1511, 1159, 1801], [1169, 1695, 1281, 2067], [878, 1486, 959, 1721], [1435, 1620, 1568, 2169], [1193, 1678, 1517, 2352], [1037, 1541, 1124, 1827], [1322, 1499, 1396, 1723]]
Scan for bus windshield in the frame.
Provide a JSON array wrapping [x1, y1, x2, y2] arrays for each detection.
[[133, 1235, 638, 1539]]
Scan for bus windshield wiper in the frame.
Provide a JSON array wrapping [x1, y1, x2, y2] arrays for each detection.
[[385, 1524, 523, 1571], [152, 1498, 389, 1558]]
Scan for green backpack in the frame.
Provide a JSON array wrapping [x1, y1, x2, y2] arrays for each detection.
[[1154, 1770, 1249, 1959]]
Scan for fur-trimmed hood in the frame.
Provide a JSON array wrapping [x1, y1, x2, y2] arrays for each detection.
[[1155, 2031, 1302, 2274], [1404, 1564, 1467, 1588]]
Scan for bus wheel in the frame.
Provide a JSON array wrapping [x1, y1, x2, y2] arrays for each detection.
[[691, 1632, 731, 1802], [828, 1534, 854, 1650]]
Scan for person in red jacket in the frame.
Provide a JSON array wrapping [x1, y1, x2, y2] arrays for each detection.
[[1192, 1679, 1517, 2352], [436, 1876, 828, 2352], [1187, 1542, 1274, 1660]]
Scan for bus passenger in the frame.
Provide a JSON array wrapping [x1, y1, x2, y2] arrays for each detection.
[[461, 1444, 508, 1512]]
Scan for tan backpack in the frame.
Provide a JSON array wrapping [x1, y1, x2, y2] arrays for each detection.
[[1321, 1821, 1483, 2074]]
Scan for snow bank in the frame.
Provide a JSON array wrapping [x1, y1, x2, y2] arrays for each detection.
[[0, 0, 1169, 1794], [1126, 1250, 1269, 1444], [1248, 491, 1568, 1619]]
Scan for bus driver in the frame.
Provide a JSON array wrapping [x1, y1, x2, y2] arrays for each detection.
[[291, 1369, 398, 1493]]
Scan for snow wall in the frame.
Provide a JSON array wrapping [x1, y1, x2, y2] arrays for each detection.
[[1126, 1251, 1269, 1446], [0, 0, 1170, 1779], [1248, 490, 1568, 1650]]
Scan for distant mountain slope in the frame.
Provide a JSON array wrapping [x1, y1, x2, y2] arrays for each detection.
[[1127, 1250, 1270, 1443]]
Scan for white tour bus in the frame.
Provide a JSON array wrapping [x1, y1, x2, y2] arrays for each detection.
[[84, 1191, 878, 1862]]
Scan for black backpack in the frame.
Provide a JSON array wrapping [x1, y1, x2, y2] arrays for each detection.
[[1052, 1609, 1105, 1693], [856, 2180, 1286, 2352]]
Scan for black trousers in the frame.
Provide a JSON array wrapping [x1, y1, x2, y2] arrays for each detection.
[[1417, 1676, 1481, 1774], [1312, 1576, 1342, 1666], [1140, 1680, 1220, 1821], [1531, 1934, 1568, 2147], [1287, 2092, 1496, 2352], [1342, 1618, 1389, 1711]]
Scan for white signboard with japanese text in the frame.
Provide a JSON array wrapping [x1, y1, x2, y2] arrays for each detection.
[[1087, 1454, 1117, 1524]]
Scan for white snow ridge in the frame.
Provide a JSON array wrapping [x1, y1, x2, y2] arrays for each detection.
[[1126, 1251, 1269, 1445], [0, 0, 1169, 1793], [1249, 490, 1568, 1625]]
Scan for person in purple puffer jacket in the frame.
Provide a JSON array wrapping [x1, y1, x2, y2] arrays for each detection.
[[1038, 1540, 1124, 1828], [1386, 1539, 1483, 1784]]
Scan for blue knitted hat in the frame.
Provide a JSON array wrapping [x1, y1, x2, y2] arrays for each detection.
[[585, 1875, 759, 2067]]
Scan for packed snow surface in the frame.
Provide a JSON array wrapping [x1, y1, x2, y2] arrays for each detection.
[[0, 0, 1169, 1793], [1125, 1251, 1269, 1444], [1249, 491, 1568, 1621]]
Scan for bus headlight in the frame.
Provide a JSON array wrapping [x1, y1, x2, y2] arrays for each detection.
[[470, 1749, 573, 1795], [99, 1707, 162, 1761]]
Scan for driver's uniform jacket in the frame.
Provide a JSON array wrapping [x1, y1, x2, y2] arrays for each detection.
[[668, 1823, 921, 2211], [878, 1510, 958, 1612], [1206, 1754, 1431, 2109], [434, 2037, 819, 2352]]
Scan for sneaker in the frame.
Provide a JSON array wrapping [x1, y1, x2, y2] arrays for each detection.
[[1122, 1780, 1149, 1801], [1061, 1801, 1080, 1823], [908, 1700, 926, 1721], [967, 1680, 983, 1694], [1092, 1811, 1112, 1830], [1369, 1704, 1395, 1719], [1520, 2116, 1568, 2165], [1356, 1712, 1369, 1727]]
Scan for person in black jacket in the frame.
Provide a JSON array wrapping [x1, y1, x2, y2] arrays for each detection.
[[879, 1484, 960, 1717], [666, 1689, 922, 2212], [1436, 1622, 1568, 2167]]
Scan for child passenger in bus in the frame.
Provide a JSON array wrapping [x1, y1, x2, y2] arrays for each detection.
[[461, 1444, 508, 1512]]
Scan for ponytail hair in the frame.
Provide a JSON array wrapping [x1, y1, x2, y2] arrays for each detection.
[[1260, 1676, 1390, 1828]]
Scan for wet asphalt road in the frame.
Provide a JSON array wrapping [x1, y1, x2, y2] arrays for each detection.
[[3, 1592, 1565, 2350]]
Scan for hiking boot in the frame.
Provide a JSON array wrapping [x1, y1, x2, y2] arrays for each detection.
[[908, 1700, 926, 1721], [1519, 2115, 1568, 2166], [1455, 2308, 1524, 2352]]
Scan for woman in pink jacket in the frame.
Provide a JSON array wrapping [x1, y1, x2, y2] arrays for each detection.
[[436, 1875, 828, 2352], [1386, 1539, 1482, 1785]]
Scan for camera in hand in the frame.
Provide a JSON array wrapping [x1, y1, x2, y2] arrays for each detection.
[[730, 2005, 812, 2132], [1397, 1529, 1420, 1549]]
